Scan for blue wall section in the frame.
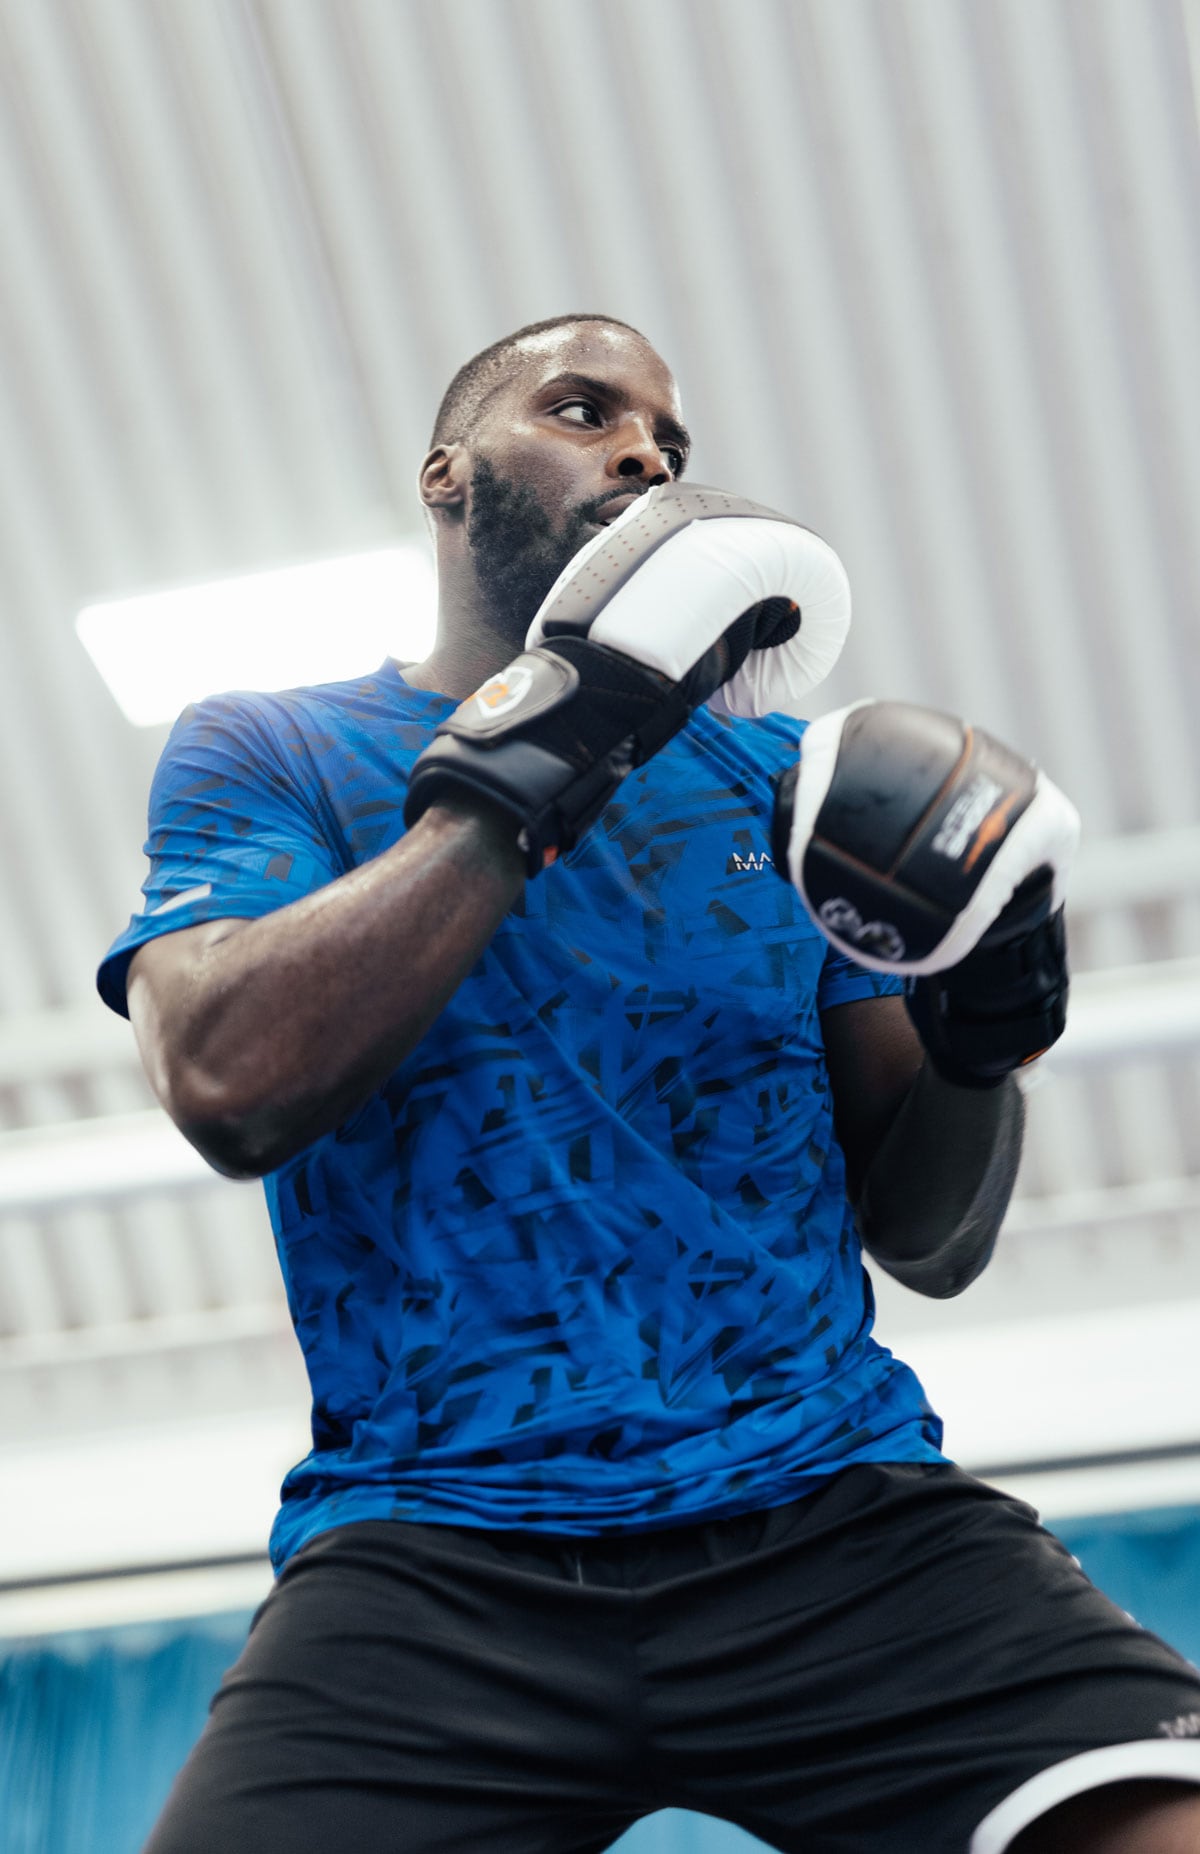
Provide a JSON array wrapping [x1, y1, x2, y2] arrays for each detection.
[[0, 1612, 249, 1854], [3, 1506, 1199, 1854], [1054, 1507, 1200, 1671]]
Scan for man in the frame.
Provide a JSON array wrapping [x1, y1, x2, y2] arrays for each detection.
[[99, 314, 1200, 1852]]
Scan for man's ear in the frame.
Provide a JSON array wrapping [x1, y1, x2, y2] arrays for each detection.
[[419, 443, 468, 518]]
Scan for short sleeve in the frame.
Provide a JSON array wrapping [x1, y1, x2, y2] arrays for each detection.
[[816, 942, 906, 1012], [97, 693, 342, 1017]]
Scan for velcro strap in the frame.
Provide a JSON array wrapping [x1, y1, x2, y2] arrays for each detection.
[[438, 651, 579, 743], [442, 638, 674, 773], [905, 905, 1069, 1086]]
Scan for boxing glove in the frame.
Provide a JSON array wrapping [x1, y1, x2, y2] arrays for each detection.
[[772, 699, 1081, 1086], [404, 483, 851, 875]]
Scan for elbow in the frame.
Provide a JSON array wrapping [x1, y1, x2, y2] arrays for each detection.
[[179, 1117, 279, 1181], [863, 1215, 999, 1300], [129, 956, 313, 1178], [163, 1065, 296, 1180], [180, 1112, 307, 1180], [884, 1257, 983, 1301]]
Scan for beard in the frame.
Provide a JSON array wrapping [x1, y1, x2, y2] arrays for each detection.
[[466, 456, 615, 648]]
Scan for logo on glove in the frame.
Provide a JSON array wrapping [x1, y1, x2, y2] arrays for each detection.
[[474, 664, 534, 720], [817, 898, 906, 963], [931, 774, 1017, 871], [1159, 1712, 1200, 1740]]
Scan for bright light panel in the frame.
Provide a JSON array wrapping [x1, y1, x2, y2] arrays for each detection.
[[76, 545, 437, 726]]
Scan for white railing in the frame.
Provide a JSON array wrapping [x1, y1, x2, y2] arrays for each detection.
[[0, 952, 1198, 1217]]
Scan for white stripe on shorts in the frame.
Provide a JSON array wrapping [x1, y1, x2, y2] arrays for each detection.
[[970, 1738, 1200, 1852]]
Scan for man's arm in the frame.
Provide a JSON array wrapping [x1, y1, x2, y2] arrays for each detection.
[[127, 797, 525, 1180], [772, 696, 1076, 1297], [821, 995, 1023, 1299]]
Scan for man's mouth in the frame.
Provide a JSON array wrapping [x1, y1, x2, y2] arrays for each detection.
[[592, 491, 645, 527]]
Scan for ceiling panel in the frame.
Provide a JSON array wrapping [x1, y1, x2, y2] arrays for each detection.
[[0, 0, 1196, 1481]]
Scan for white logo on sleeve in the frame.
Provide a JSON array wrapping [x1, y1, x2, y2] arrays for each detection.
[[150, 883, 213, 917]]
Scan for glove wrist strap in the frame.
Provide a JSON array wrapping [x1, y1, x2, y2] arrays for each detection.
[[905, 906, 1069, 1088]]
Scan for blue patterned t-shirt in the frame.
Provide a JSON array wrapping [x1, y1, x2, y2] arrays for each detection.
[[98, 663, 945, 1567]]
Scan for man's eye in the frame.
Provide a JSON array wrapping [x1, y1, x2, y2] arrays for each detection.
[[662, 446, 685, 476], [556, 400, 601, 427]]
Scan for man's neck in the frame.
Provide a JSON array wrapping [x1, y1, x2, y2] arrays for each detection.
[[403, 610, 524, 701], [405, 540, 534, 699]]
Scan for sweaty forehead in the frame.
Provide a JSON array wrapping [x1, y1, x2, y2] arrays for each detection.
[[508, 323, 682, 416]]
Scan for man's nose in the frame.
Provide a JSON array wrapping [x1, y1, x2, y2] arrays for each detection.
[[609, 417, 673, 484]]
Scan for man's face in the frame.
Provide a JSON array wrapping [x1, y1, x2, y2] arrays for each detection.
[[463, 324, 691, 643]]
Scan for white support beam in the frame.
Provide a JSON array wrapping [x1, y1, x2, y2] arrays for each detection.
[[0, 1301, 286, 1371], [1003, 1173, 1200, 1236], [1046, 956, 1200, 1070], [0, 1108, 218, 1213], [3, 1174, 1195, 1375], [0, 1002, 140, 1086], [0, 955, 1198, 1216], [0, 1560, 275, 1640], [1067, 823, 1200, 913], [0, 827, 1194, 1093], [1183, 0, 1200, 133], [3, 1297, 1199, 1603], [0, 819, 1194, 1090]]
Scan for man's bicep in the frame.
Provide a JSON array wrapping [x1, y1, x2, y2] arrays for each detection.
[[128, 917, 249, 1006], [819, 994, 925, 1201]]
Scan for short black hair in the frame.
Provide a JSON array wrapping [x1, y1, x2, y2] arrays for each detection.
[[430, 313, 647, 449]]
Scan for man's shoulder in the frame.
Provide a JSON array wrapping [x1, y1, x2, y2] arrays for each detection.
[[158, 663, 448, 769], [180, 662, 419, 727], [698, 705, 807, 749], [685, 704, 806, 777]]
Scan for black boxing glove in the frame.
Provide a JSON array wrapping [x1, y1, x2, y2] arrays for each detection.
[[771, 699, 1081, 1087], [403, 484, 851, 875]]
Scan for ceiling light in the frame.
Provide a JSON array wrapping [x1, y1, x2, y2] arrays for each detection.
[[76, 545, 437, 727]]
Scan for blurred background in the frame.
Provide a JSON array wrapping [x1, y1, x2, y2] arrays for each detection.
[[1, 1, 1199, 1848]]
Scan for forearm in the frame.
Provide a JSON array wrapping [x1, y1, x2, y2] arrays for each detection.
[[855, 1066, 1024, 1298], [131, 799, 525, 1177]]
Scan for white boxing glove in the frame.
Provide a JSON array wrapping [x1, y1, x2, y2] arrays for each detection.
[[405, 483, 851, 874], [527, 482, 851, 718], [772, 699, 1081, 1085]]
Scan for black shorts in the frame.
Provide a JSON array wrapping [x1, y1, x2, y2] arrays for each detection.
[[144, 1464, 1200, 1854]]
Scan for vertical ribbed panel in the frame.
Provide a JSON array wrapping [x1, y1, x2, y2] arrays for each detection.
[[0, 0, 1194, 1406]]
